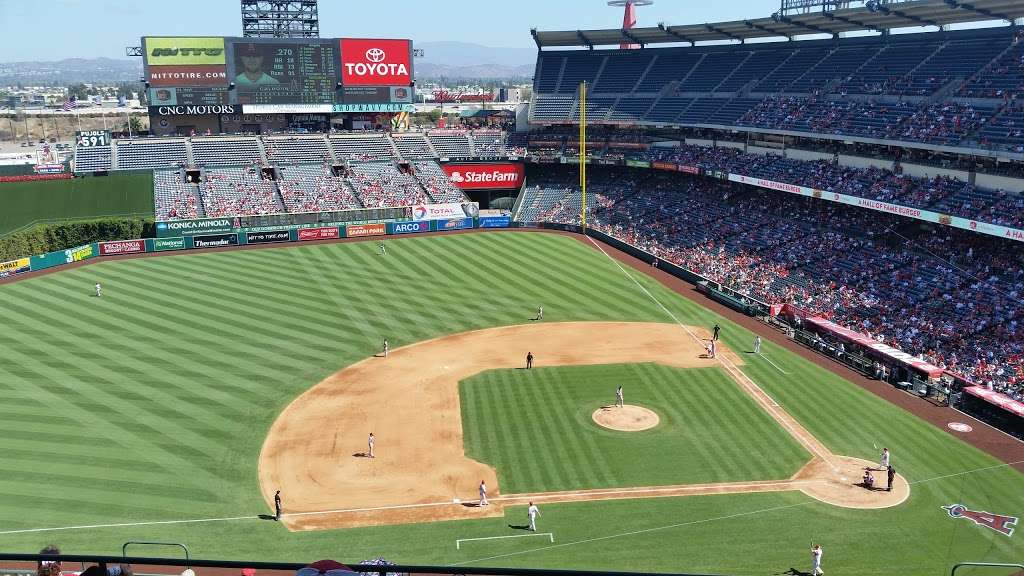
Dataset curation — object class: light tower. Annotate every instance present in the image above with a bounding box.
[241,1,320,38]
[608,0,653,49]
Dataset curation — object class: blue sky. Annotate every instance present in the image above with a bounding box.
[0,0,783,61]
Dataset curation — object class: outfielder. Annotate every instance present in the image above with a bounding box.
[382,339,389,358]
[811,544,823,576]
[616,385,624,408]
[527,501,540,531]
[479,480,489,506]
[368,432,375,458]
[754,335,762,354]
[379,241,386,255]
[94,282,102,298]
[879,447,890,470]
[536,306,544,320]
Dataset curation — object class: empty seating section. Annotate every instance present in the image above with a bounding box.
[412,161,465,203]
[116,139,186,169]
[636,52,703,92]
[264,136,332,163]
[427,132,472,157]
[191,138,261,166]
[200,166,282,217]
[531,27,1024,150]
[330,134,397,161]
[276,164,361,213]
[153,169,201,220]
[74,145,111,172]
[594,51,652,93]
[347,162,429,207]
[472,132,505,156]
[682,52,749,92]
[517,185,574,221]
[392,134,435,159]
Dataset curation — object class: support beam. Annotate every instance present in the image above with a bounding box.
[621,28,645,48]
[957,2,1013,22]
[659,23,695,45]
[705,23,742,42]
[823,12,883,34]
[745,20,792,40]
[778,14,834,36]
[577,30,594,50]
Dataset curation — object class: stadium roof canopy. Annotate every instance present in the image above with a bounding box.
[531,0,1024,49]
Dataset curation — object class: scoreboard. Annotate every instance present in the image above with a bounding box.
[76,130,111,147]
[229,40,339,105]
[143,36,413,112]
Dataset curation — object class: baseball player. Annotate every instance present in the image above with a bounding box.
[887,466,896,491]
[616,385,624,408]
[94,282,102,298]
[382,339,389,358]
[879,447,890,470]
[753,335,762,354]
[811,544,823,576]
[527,501,540,531]
[368,432,375,458]
[379,241,386,255]
[536,306,544,320]
[274,490,282,521]
[709,339,717,359]
[713,323,721,341]
[479,480,489,506]
[526,351,534,369]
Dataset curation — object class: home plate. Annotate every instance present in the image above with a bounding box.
[453,498,461,503]
[840,477,848,481]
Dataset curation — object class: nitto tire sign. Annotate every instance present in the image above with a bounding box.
[442,163,524,190]
[193,233,238,248]
[391,221,430,234]
[340,38,412,86]
[99,239,146,255]
[245,230,290,244]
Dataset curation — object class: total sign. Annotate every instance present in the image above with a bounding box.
[442,163,524,190]
[341,38,412,86]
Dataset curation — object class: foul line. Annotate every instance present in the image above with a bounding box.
[909,459,1024,485]
[756,351,792,375]
[0,515,257,536]
[585,237,833,467]
[456,532,553,549]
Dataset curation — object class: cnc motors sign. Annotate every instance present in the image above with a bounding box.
[442,163,524,190]
[152,105,237,116]
[340,39,412,86]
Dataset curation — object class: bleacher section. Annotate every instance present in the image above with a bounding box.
[329,134,398,161]
[200,166,283,217]
[412,161,465,203]
[73,144,112,173]
[392,134,435,159]
[472,132,506,156]
[276,164,361,213]
[153,169,202,220]
[264,136,332,164]
[116,139,187,170]
[347,162,429,207]
[192,138,261,167]
[426,132,472,157]
[530,26,1024,151]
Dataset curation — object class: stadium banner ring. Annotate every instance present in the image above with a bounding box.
[99,239,147,256]
[0,257,30,278]
[192,233,239,248]
[297,227,341,241]
[153,237,187,252]
[245,230,291,244]
[390,221,430,235]
[435,217,474,231]
[64,244,95,264]
[345,223,387,238]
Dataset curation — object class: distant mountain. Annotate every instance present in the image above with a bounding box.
[415,42,536,68]
[415,62,534,81]
[0,57,141,85]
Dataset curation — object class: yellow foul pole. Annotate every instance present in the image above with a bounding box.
[580,81,587,230]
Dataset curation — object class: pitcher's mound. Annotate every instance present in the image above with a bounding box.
[593,405,660,431]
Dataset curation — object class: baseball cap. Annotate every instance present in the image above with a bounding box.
[242,43,260,55]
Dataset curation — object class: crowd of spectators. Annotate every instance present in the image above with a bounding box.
[526,166,1024,393]
[201,166,282,218]
[277,163,362,213]
[347,162,429,208]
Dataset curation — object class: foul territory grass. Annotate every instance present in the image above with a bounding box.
[461,364,809,492]
[0,231,1021,576]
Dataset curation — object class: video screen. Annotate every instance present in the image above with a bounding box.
[229,40,339,104]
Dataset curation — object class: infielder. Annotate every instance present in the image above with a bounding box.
[713,323,721,341]
[709,339,717,359]
[527,501,540,531]
[368,432,375,458]
[274,490,282,521]
[526,351,534,369]
[879,447,890,470]
[536,306,544,320]
[94,282,102,298]
[753,335,762,354]
[382,339,389,358]
[616,385,624,408]
[479,480,489,506]
[811,544,823,576]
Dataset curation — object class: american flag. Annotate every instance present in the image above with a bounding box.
[62,96,77,111]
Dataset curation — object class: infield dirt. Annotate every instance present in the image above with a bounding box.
[259,321,906,531]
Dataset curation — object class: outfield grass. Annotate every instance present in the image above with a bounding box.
[0,231,1021,575]
[0,173,154,236]
[461,364,809,492]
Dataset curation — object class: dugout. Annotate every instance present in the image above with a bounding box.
[958,387,1024,440]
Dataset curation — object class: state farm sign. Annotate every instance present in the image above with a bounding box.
[442,163,524,190]
[340,38,412,86]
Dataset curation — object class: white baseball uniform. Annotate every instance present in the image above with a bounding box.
[368,434,375,458]
[812,546,823,575]
[880,449,889,470]
[95,283,102,297]
[479,482,488,506]
[527,504,540,531]
[616,386,624,408]
[537,306,543,320]
[754,336,761,354]
[383,340,389,357]
[710,339,717,358]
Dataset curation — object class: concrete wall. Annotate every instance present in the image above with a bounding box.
[786,148,833,162]
[686,138,714,147]
[838,154,893,171]
[899,162,970,181]
[748,145,784,156]
[975,172,1024,193]
[717,140,744,150]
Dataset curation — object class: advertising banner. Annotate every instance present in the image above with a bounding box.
[153,237,186,251]
[99,239,146,256]
[0,257,30,278]
[64,244,95,263]
[332,103,414,113]
[803,316,944,378]
[245,230,290,244]
[678,165,700,174]
[297,227,341,241]
[345,223,387,237]
[156,218,236,237]
[411,202,479,221]
[391,220,430,234]
[441,163,524,190]
[144,37,226,66]
[652,161,678,171]
[340,38,412,86]
[625,160,650,168]
[192,233,239,248]
[728,173,1024,243]
[436,217,474,231]
[148,65,228,87]
[149,87,230,107]
[243,104,333,114]
[478,216,511,228]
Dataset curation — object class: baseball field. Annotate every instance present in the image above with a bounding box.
[0,230,1022,576]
